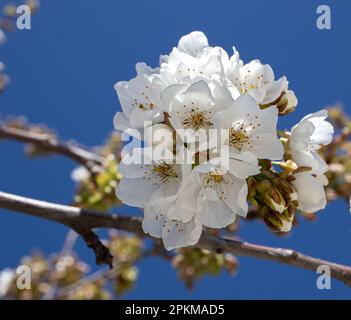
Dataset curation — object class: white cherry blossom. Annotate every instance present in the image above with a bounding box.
[160,80,233,148]
[170,159,249,228]
[215,94,284,160]
[142,204,202,250]
[114,62,163,133]
[116,148,182,208]
[290,110,334,173]
[292,172,327,213]
[152,32,240,101]
[177,31,209,56]
[226,58,291,106]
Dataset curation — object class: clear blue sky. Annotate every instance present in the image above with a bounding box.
[0,0,350,299]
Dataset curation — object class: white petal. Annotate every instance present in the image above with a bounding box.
[142,205,166,238]
[262,76,288,105]
[198,195,236,228]
[201,187,220,202]
[129,108,163,129]
[291,109,334,149]
[162,218,202,250]
[150,179,180,207]
[292,173,327,213]
[198,49,225,77]
[211,79,235,110]
[113,112,143,139]
[251,105,279,135]
[116,176,160,208]
[119,148,153,178]
[228,151,260,179]
[160,83,187,112]
[316,173,329,186]
[135,62,158,76]
[167,205,195,223]
[249,133,284,160]
[115,81,133,117]
[292,150,328,173]
[222,176,248,217]
[113,112,130,131]
[177,171,201,213]
[175,80,214,113]
[177,31,209,56]
[115,71,159,125]
[238,60,274,104]
[290,120,314,151]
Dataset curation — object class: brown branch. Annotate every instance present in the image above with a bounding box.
[0,124,103,174]
[75,228,113,269]
[1,190,351,286]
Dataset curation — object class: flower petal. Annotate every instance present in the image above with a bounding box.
[292,173,327,213]
[249,133,284,160]
[177,31,209,57]
[162,218,203,250]
[116,176,160,208]
[142,205,166,238]
[198,194,236,228]
[150,179,180,207]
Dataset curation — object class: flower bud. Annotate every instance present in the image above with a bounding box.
[263,207,294,232]
[277,90,298,115]
[256,180,286,213]
[271,177,298,203]
[247,176,257,198]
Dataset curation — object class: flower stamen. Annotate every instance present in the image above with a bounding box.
[182,110,213,130]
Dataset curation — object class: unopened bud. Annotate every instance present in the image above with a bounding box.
[263,207,294,232]
[277,90,298,115]
[257,180,286,213]
[272,177,298,203]
[247,176,257,198]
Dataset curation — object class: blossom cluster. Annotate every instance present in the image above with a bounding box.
[114,31,334,250]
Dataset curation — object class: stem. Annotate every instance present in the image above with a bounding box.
[0,124,103,175]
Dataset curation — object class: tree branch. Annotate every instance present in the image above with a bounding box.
[75,228,113,269]
[1,190,351,286]
[0,124,103,173]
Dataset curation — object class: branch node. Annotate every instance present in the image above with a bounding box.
[77,228,113,269]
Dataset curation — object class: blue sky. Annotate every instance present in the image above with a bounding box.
[0,0,350,299]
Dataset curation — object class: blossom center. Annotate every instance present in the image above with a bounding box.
[137,102,155,111]
[235,72,269,94]
[211,174,224,183]
[229,128,249,150]
[153,163,177,181]
[182,111,213,130]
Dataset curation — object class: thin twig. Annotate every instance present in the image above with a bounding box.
[1,190,351,286]
[0,124,103,174]
[54,268,109,299]
[60,230,79,256]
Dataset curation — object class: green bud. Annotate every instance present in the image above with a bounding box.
[263,207,294,232]
[257,180,286,213]
[271,177,298,203]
